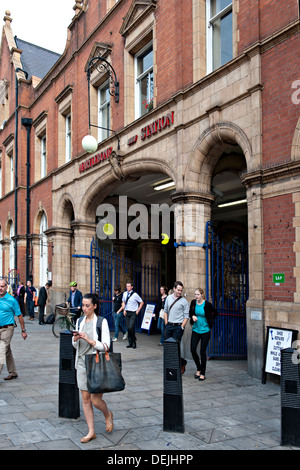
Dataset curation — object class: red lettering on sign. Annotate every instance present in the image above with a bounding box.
[79,147,113,173]
[141,111,174,141]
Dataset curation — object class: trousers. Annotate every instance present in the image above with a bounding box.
[190,330,211,375]
[113,312,126,338]
[125,311,137,345]
[0,325,17,376]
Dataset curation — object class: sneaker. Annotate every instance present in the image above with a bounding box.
[112,337,118,342]
[123,333,127,340]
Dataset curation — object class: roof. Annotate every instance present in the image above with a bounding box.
[15,37,60,80]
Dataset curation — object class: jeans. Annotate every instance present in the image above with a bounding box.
[157,317,165,344]
[27,300,35,319]
[125,311,137,345]
[113,312,126,338]
[190,330,211,375]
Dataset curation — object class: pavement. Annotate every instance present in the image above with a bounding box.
[0,315,299,452]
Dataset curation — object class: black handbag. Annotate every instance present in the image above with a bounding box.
[85,344,125,394]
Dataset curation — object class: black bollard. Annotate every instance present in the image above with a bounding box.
[58,330,80,419]
[163,337,184,433]
[281,347,300,447]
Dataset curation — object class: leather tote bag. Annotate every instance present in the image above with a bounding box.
[85,344,125,394]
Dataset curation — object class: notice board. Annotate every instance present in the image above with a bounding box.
[262,326,298,384]
[140,304,156,334]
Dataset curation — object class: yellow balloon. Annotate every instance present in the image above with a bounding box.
[103,223,114,236]
[161,233,169,245]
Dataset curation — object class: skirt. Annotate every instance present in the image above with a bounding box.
[76,355,88,391]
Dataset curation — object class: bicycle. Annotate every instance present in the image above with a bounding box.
[52,304,78,338]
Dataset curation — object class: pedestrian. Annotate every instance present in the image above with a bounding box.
[112,286,127,342]
[72,293,113,443]
[122,281,144,349]
[0,278,27,381]
[189,287,217,381]
[25,280,36,320]
[155,286,168,346]
[38,282,51,325]
[17,281,26,316]
[67,281,83,321]
[164,281,189,374]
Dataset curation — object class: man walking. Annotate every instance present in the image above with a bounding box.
[122,282,144,349]
[0,279,27,381]
[38,282,51,325]
[112,286,127,342]
[25,280,36,320]
[164,281,189,373]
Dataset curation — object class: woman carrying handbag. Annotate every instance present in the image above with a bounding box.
[72,293,114,443]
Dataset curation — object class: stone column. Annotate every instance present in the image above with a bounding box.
[171,192,214,360]
[71,221,96,296]
[46,227,73,306]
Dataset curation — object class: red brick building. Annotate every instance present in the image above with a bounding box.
[0,0,300,377]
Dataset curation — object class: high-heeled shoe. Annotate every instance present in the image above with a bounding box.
[106,411,114,433]
[80,433,96,443]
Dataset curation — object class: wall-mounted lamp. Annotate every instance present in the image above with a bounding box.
[82,56,120,153]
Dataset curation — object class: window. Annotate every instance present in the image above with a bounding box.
[40,135,47,178]
[98,82,110,142]
[135,44,154,119]
[65,113,72,162]
[9,154,14,191]
[207,0,233,73]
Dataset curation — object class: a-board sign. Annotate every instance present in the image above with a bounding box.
[140,304,156,333]
[262,326,298,384]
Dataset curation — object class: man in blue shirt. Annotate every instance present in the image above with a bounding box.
[0,279,27,380]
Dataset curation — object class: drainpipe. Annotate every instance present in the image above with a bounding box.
[21,118,32,283]
[14,68,28,272]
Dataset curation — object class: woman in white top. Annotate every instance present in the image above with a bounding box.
[72,293,113,443]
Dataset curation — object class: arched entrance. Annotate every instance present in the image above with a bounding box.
[184,123,250,359]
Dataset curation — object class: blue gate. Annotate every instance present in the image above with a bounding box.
[205,222,248,358]
[90,238,160,331]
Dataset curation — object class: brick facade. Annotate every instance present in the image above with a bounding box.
[0,0,299,378]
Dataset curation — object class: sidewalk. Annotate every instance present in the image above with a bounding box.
[0,317,298,451]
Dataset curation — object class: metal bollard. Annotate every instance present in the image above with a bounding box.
[58,330,80,419]
[163,337,184,433]
[281,347,300,447]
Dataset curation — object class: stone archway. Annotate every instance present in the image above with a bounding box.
[291,114,300,161]
[184,122,252,193]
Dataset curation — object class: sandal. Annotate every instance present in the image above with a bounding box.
[199,375,205,381]
[105,411,114,433]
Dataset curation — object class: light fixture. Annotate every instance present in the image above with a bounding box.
[218,199,247,208]
[82,55,120,153]
[154,181,176,191]
[82,134,98,154]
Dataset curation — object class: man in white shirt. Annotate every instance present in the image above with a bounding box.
[122,282,144,349]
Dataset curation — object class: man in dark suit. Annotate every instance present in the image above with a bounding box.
[38,282,51,325]
[67,281,83,320]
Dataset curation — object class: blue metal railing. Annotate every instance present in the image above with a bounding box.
[205,221,248,358]
[90,238,160,331]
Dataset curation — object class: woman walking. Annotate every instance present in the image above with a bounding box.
[72,293,114,443]
[189,288,217,381]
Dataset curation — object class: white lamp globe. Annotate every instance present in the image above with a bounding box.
[82,135,98,153]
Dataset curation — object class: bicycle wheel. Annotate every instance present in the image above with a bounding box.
[52,317,70,338]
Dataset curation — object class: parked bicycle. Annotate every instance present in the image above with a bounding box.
[52,304,78,338]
